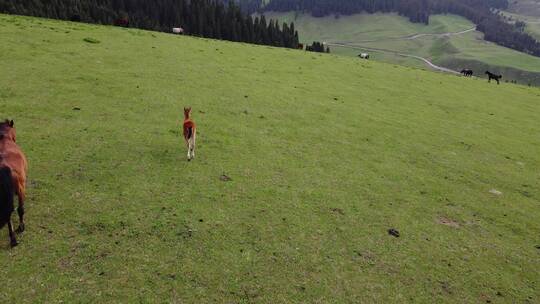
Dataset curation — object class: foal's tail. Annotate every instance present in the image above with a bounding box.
[0,167,14,229]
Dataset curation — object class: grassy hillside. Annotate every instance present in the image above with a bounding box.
[1,14,540,303]
[508,0,540,17]
[261,12,471,69]
[263,12,540,85]
[263,12,473,43]
[526,22,540,40]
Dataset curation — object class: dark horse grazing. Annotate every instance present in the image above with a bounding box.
[485,71,502,84]
[460,69,473,77]
[0,120,27,247]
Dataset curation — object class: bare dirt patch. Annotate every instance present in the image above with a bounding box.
[437,217,460,228]
[330,208,345,215]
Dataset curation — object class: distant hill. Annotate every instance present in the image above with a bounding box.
[264,11,540,86]
[502,1,540,41]
[256,0,540,57]
[507,0,540,17]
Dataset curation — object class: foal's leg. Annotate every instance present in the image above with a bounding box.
[188,139,194,160]
[186,139,192,161]
[7,218,17,247]
[190,135,196,159]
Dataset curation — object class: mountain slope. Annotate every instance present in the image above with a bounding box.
[507,0,540,17]
[501,9,540,42]
[264,11,540,85]
[0,14,539,303]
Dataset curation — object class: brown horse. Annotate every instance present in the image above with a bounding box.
[182,107,197,161]
[0,120,28,247]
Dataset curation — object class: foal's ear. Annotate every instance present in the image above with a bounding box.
[9,120,14,127]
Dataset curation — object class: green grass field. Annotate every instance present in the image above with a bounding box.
[263,12,540,85]
[1,14,539,303]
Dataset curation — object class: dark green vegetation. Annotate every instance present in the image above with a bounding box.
[0,0,300,49]
[1,14,539,303]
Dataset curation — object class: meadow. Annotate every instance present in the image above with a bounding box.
[0,14,539,303]
[263,12,540,85]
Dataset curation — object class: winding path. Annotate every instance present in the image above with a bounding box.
[328,42,460,74]
[404,27,476,40]
[349,27,475,43]
[327,27,477,74]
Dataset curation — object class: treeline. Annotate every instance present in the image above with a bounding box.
[306,41,329,53]
[264,0,432,24]
[260,0,540,57]
[0,0,299,49]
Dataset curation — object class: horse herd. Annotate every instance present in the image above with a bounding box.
[0,108,197,247]
[461,69,503,84]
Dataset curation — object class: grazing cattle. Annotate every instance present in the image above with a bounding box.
[182,107,197,161]
[358,53,369,59]
[172,27,184,34]
[485,71,502,84]
[113,17,129,27]
[460,69,473,77]
[297,43,304,50]
[0,120,28,247]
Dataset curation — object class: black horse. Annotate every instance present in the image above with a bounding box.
[485,71,502,84]
[460,69,473,77]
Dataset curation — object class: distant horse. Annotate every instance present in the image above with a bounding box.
[0,120,28,247]
[460,69,473,77]
[182,107,197,161]
[297,43,304,50]
[485,71,502,84]
[113,17,129,27]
